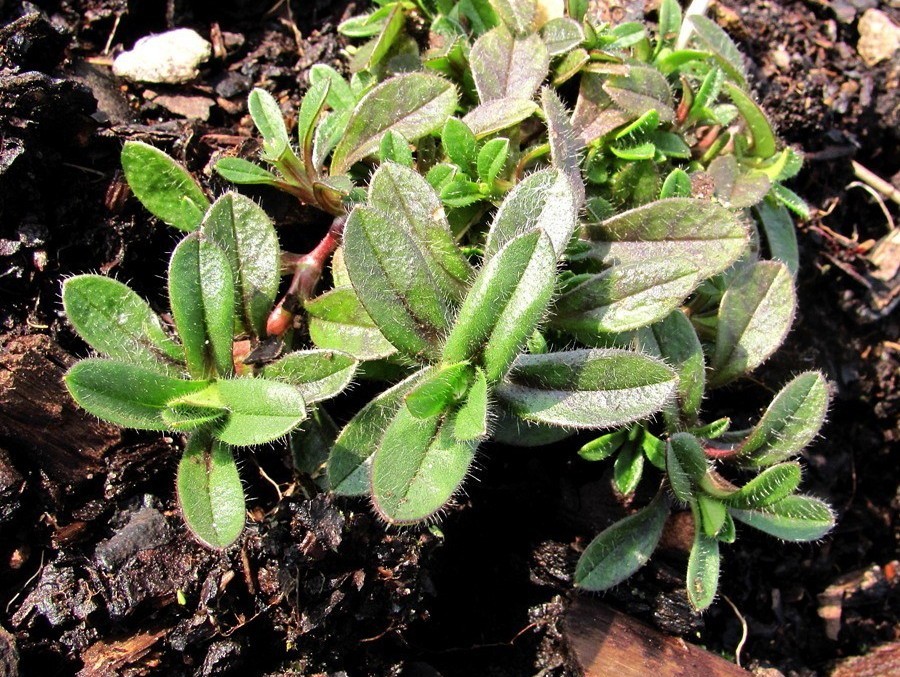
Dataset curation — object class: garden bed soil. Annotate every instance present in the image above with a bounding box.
[0,1,897,675]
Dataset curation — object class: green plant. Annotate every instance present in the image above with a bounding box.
[63,0,833,611]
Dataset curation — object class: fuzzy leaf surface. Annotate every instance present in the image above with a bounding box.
[688,15,747,86]
[740,371,829,465]
[542,87,585,208]
[667,432,708,502]
[248,88,291,160]
[730,495,835,541]
[687,506,721,610]
[462,98,538,137]
[343,205,452,359]
[723,463,802,509]
[331,73,458,174]
[200,193,279,337]
[484,169,577,260]
[63,275,182,372]
[470,25,548,102]
[575,494,668,590]
[755,199,799,276]
[495,349,677,428]
[306,287,397,360]
[553,258,700,334]
[177,434,245,549]
[710,261,796,386]
[65,359,207,430]
[542,17,584,55]
[121,141,209,232]
[214,158,280,186]
[263,350,358,403]
[213,378,307,446]
[576,198,748,280]
[443,230,556,382]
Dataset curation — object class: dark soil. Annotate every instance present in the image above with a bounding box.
[0,1,897,676]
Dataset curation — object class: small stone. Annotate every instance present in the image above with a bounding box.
[148,93,214,120]
[113,28,211,84]
[857,9,900,67]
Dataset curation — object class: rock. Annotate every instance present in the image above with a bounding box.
[857,9,900,67]
[147,92,214,120]
[112,28,211,84]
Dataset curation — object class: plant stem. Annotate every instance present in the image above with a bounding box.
[676,0,711,50]
[266,215,346,336]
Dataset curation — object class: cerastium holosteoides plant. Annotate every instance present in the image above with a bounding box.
[63,0,833,611]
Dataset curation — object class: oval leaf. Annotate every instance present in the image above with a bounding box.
[574,494,668,590]
[687,504,721,611]
[730,495,835,541]
[177,434,245,549]
[494,349,677,428]
[710,261,796,386]
[331,73,458,174]
[470,25,549,102]
[263,349,358,403]
[722,463,802,509]
[121,141,209,232]
[305,287,397,360]
[462,97,538,138]
[214,378,307,446]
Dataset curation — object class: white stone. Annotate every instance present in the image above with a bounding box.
[857,9,900,67]
[113,28,211,84]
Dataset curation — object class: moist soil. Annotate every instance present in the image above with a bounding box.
[0,1,897,675]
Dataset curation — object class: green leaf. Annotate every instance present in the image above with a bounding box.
[297,79,331,171]
[697,493,728,537]
[710,261,796,386]
[659,168,692,199]
[657,0,682,45]
[755,198,799,276]
[575,198,748,280]
[65,358,207,430]
[462,98,539,137]
[370,403,478,524]
[328,370,426,495]
[443,230,557,382]
[484,168,578,260]
[121,141,209,232]
[718,512,736,543]
[338,6,393,37]
[603,64,675,124]
[579,429,627,461]
[476,137,509,184]
[362,3,406,71]
[453,368,489,441]
[687,503,720,610]
[248,88,292,161]
[331,73,458,174]
[378,129,414,166]
[724,81,777,158]
[367,162,473,302]
[495,349,677,428]
[442,117,478,170]
[723,463,802,509]
[405,361,474,419]
[263,349,358,403]
[552,258,700,335]
[343,205,452,359]
[491,0,537,35]
[63,275,182,372]
[200,193,279,338]
[177,434,245,549]
[459,0,500,33]
[572,73,632,144]
[470,25,548,102]
[688,15,747,87]
[306,287,397,360]
[730,495,835,541]
[309,64,356,111]
[542,87,585,207]
[708,155,771,209]
[162,403,226,432]
[290,406,338,478]
[214,158,281,186]
[740,372,829,465]
[552,47,589,86]
[614,444,644,495]
[541,17,583,55]
[212,378,307,446]
[667,432,708,502]
[771,183,811,219]
[574,493,668,590]
[168,234,235,378]
[641,431,667,469]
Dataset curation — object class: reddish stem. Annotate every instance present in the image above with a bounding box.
[703,443,740,460]
[266,216,345,337]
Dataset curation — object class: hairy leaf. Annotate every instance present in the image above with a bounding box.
[572,73,631,144]
[553,258,700,334]
[65,359,207,430]
[462,97,539,138]
[710,261,796,386]
[730,495,835,541]
[121,141,209,232]
[331,73,458,174]
[688,15,747,86]
[212,378,307,446]
[405,361,474,419]
[248,88,292,161]
[579,429,627,462]
[723,463,802,509]
[724,81,777,158]
[168,235,235,378]
[477,137,510,184]
[443,230,557,382]
[177,434,245,548]
[63,275,182,372]
[309,64,356,111]
[687,504,721,610]
[214,158,281,186]
[442,117,478,170]
[740,372,829,465]
[755,198,799,276]
[614,444,644,495]
[306,287,397,360]
[575,494,668,590]
[454,368,489,441]
[471,25,548,102]
[263,349,358,403]
[495,349,677,428]
[200,193,279,337]
[576,198,748,280]
[667,432,708,502]
[542,17,583,55]
[542,87,585,208]
[603,64,675,123]
[708,155,770,209]
[492,0,537,35]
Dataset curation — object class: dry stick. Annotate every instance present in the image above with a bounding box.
[852,160,900,206]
